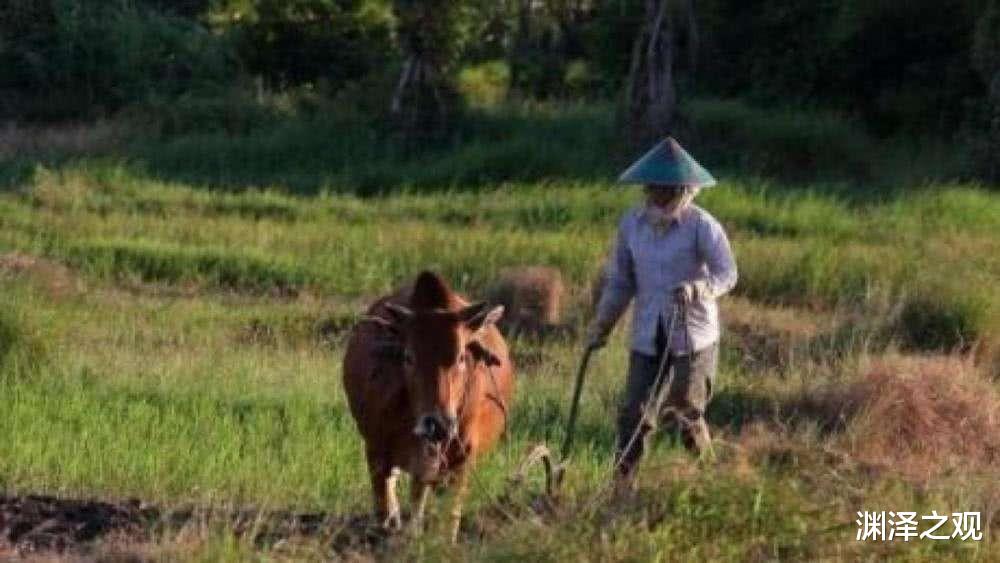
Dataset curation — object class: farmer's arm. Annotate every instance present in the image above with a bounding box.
[594,216,637,332]
[694,216,737,300]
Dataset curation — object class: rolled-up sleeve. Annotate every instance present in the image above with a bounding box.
[595,215,636,329]
[696,216,737,300]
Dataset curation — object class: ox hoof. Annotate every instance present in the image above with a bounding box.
[382,512,402,532]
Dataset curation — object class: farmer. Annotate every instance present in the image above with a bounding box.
[587,137,737,484]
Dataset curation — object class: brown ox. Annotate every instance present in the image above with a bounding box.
[342,271,514,541]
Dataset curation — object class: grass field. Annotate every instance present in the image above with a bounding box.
[1,103,999,560]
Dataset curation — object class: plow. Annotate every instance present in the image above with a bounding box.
[502,299,698,505]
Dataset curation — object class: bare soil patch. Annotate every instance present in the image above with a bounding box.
[0,252,82,298]
[0,495,150,555]
[0,495,383,559]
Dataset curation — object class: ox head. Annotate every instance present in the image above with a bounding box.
[371,272,504,446]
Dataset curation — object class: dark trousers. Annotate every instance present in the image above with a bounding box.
[615,324,717,474]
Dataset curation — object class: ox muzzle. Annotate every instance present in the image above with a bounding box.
[414,412,458,444]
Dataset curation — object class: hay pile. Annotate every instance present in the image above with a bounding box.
[838,355,1000,478]
[484,266,564,336]
[742,355,1000,480]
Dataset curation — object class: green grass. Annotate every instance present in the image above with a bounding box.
[0,102,997,560]
[3,160,997,353]
[2,283,996,560]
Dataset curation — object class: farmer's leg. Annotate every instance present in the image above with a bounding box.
[615,350,664,477]
[659,343,717,456]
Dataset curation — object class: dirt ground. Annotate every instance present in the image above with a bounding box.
[0,494,381,559]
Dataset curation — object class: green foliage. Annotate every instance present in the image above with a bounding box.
[211,0,394,91]
[562,59,600,100]
[502,0,596,100]
[388,0,476,138]
[0,0,996,150]
[126,89,283,136]
[973,0,1000,79]
[697,0,984,136]
[123,104,616,194]
[393,0,473,72]
[584,0,645,96]
[458,60,511,107]
[0,0,238,120]
[972,0,1000,181]
[686,99,874,183]
[698,0,839,103]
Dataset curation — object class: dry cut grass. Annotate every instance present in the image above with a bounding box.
[738,354,1000,483]
[839,355,1000,480]
[0,252,83,299]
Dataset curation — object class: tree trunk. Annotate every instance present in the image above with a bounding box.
[624,0,676,151]
[989,71,1000,182]
[974,0,1000,182]
[682,0,699,75]
[508,0,533,97]
[391,54,448,140]
[390,0,465,141]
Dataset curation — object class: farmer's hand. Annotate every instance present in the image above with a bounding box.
[585,321,610,351]
[674,280,708,305]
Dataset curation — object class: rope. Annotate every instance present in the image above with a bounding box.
[580,297,716,509]
[484,362,509,438]
[610,300,684,477]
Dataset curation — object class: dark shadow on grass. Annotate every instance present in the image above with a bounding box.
[6,112,975,207]
[122,108,620,196]
[0,160,39,191]
[708,386,859,436]
[7,98,990,199]
[707,388,780,433]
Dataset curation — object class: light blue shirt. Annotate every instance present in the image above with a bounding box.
[595,204,738,356]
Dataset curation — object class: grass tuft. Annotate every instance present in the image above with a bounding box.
[0,299,47,378]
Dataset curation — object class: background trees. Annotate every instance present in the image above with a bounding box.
[389,0,471,138]
[621,0,699,150]
[0,0,235,120]
[0,0,995,171]
[974,0,1000,181]
[210,0,393,92]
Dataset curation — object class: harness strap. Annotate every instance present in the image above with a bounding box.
[484,362,509,437]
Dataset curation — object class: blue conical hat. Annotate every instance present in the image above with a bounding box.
[618,137,717,187]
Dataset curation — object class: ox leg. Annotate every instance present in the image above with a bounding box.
[448,467,470,544]
[370,462,402,531]
[409,480,432,536]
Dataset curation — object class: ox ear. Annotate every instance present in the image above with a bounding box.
[384,303,414,325]
[360,315,395,330]
[459,303,504,334]
[467,340,502,368]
